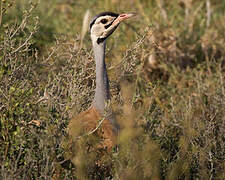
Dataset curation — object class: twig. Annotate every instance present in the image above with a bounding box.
[156,0,168,22]
[206,0,211,27]
[208,151,214,180]
[11,31,35,54]
[0,1,3,26]
[75,116,106,140]
[85,116,106,136]
[45,46,59,62]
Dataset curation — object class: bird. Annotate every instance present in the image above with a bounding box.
[67,12,135,154]
[50,12,136,180]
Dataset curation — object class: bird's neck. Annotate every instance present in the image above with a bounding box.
[92,41,110,113]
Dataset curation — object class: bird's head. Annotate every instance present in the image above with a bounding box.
[90,12,135,44]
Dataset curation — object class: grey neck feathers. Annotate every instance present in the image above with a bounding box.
[92,41,110,114]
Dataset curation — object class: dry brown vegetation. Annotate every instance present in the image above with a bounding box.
[0,0,225,179]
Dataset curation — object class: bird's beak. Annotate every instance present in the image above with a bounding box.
[114,13,136,24]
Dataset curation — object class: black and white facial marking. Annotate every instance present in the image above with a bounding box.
[90,12,119,30]
[90,12,119,44]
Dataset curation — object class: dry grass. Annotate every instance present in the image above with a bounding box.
[0,0,225,179]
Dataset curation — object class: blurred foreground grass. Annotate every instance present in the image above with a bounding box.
[0,0,225,179]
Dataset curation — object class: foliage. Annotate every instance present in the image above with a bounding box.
[0,0,224,179]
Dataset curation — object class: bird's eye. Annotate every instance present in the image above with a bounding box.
[100,19,108,24]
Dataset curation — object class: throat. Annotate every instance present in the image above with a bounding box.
[93,42,110,113]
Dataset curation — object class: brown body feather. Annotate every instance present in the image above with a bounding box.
[68,106,116,151]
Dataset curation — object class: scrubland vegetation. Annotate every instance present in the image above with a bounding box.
[0,0,224,179]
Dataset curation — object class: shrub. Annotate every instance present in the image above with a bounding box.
[0,0,224,179]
